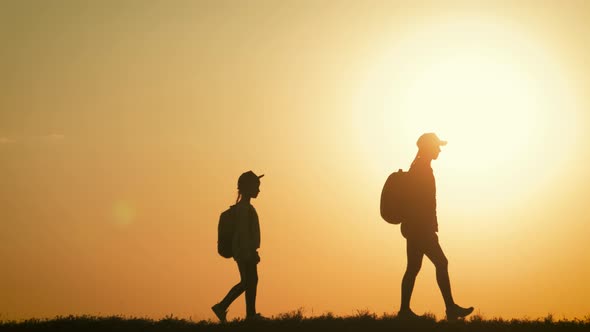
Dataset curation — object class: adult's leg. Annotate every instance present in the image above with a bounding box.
[422,234,454,308]
[238,260,259,316]
[400,238,424,311]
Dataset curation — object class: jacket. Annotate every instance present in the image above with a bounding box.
[232,202,261,262]
[401,161,439,238]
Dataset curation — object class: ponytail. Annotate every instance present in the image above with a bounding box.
[236,192,242,204]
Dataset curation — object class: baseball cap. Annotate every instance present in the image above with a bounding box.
[417,133,447,148]
[238,171,264,190]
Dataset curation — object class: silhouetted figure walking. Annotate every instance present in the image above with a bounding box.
[398,133,473,320]
[212,171,266,322]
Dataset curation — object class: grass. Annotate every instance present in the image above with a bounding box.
[2,310,590,331]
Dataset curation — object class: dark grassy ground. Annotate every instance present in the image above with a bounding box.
[2,311,590,332]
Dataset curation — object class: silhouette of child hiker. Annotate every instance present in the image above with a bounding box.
[212,171,266,322]
[213,134,473,322]
[397,133,473,320]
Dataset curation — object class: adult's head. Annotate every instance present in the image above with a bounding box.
[237,170,264,199]
[416,133,447,161]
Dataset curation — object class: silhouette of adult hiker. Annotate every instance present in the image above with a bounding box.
[212,171,267,322]
[397,133,474,320]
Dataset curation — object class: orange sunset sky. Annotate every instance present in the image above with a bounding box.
[1,0,590,321]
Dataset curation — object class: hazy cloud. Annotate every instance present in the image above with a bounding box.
[0,135,67,145]
[43,134,66,141]
[0,137,15,144]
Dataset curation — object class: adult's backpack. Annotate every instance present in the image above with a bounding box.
[217,205,237,258]
[380,169,412,224]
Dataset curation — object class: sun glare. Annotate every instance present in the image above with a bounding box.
[354,17,579,212]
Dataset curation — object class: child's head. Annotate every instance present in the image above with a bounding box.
[237,171,264,199]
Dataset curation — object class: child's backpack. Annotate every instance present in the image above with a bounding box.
[217,205,237,258]
[380,169,411,224]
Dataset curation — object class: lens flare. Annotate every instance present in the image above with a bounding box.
[112,200,137,227]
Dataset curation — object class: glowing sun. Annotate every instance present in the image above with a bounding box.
[354,16,580,211]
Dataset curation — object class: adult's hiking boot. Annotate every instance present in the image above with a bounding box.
[397,308,421,320]
[445,304,474,321]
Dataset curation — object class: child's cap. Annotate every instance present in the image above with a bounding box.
[238,171,264,190]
